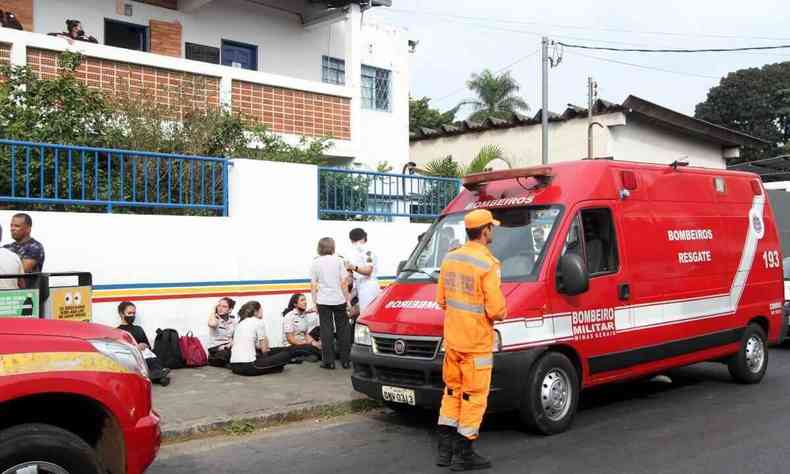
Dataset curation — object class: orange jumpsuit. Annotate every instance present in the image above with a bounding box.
[436,240,507,440]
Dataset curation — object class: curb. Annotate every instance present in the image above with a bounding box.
[161,398,382,443]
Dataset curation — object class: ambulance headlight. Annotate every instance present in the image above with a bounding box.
[355,324,372,346]
[90,339,149,379]
[493,330,502,353]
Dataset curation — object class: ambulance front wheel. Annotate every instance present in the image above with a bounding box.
[519,351,579,435]
[728,323,768,384]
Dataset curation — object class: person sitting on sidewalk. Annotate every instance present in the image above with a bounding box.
[282,293,321,362]
[207,297,238,367]
[116,301,171,385]
[229,301,292,376]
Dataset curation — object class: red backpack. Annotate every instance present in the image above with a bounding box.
[178,331,208,367]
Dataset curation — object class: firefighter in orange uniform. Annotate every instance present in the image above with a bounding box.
[435,209,507,471]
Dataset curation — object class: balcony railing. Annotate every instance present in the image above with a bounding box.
[318,168,460,222]
[0,140,230,216]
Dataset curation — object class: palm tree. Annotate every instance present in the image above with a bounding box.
[422,145,511,178]
[459,70,529,122]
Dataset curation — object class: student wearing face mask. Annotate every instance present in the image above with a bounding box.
[116,301,171,386]
[346,228,380,314]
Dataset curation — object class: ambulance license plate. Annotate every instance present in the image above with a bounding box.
[382,386,416,405]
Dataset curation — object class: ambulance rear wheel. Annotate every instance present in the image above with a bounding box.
[728,323,768,384]
[0,423,102,474]
[520,352,579,435]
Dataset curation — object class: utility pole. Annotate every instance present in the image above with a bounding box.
[587,76,597,159]
[541,37,549,165]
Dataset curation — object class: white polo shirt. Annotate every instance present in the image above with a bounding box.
[230,317,268,364]
[0,248,22,290]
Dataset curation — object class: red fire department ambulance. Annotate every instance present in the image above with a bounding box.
[0,319,160,473]
[351,160,786,434]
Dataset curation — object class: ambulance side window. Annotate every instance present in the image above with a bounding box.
[562,208,619,277]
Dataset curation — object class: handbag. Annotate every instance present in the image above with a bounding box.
[178,331,208,367]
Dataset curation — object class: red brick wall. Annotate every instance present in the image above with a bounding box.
[0,0,33,31]
[149,20,182,58]
[232,81,351,140]
[26,48,220,114]
[135,0,177,9]
[0,43,10,66]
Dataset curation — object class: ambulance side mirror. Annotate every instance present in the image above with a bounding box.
[397,260,407,274]
[557,254,589,296]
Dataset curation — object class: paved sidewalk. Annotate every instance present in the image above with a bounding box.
[153,362,369,440]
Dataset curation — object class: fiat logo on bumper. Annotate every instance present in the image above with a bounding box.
[394,339,407,355]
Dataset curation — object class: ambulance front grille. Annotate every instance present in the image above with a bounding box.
[372,335,441,359]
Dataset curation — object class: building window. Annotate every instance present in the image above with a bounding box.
[105,19,148,51]
[221,40,257,71]
[361,65,391,112]
[186,42,220,64]
[322,56,346,85]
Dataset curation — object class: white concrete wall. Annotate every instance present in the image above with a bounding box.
[409,113,621,168]
[0,159,428,347]
[609,116,726,169]
[357,23,410,171]
[31,1,411,169]
[410,113,727,170]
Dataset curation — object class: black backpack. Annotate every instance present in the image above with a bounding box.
[154,328,186,369]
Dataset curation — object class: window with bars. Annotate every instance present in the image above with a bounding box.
[361,65,391,112]
[322,56,346,85]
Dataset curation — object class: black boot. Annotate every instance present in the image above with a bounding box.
[450,436,491,471]
[436,425,456,467]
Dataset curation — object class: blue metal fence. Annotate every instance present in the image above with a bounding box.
[318,167,461,221]
[0,140,230,216]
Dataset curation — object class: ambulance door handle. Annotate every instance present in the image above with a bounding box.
[618,283,631,301]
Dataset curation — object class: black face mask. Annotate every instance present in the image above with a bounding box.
[125,316,136,325]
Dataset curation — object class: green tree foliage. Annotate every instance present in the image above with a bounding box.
[0,52,110,146]
[409,96,458,132]
[422,145,510,178]
[694,62,790,162]
[460,70,529,122]
[0,52,330,162]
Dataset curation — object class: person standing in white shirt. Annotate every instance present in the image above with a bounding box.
[310,237,352,370]
[229,301,291,376]
[0,225,23,290]
[346,228,380,313]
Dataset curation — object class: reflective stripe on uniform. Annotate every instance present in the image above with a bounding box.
[438,415,459,427]
[446,299,484,314]
[444,253,491,271]
[474,355,493,369]
[0,352,128,376]
[458,425,479,438]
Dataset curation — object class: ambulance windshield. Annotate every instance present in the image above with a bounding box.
[400,206,563,282]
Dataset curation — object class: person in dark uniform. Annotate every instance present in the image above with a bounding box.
[116,301,171,386]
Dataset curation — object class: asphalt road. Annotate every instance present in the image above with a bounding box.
[150,347,790,474]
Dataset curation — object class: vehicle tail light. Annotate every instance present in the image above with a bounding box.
[750,180,763,195]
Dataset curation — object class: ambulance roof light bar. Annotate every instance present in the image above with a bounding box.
[462,167,553,190]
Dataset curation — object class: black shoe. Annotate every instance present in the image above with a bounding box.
[436,425,456,467]
[160,368,171,377]
[450,437,491,471]
[320,362,336,370]
[342,361,351,369]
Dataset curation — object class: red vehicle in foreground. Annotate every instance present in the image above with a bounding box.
[352,160,787,434]
[0,319,160,473]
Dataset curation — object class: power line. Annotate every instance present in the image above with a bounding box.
[565,50,720,79]
[384,7,790,42]
[433,49,540,103]
[557,41,790,53]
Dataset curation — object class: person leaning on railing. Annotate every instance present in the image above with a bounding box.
[47,19,97,43]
